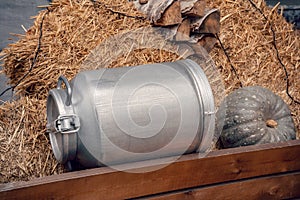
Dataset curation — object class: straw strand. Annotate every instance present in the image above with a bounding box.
[215,33,243,88]
[0,9,49,98]
[247,0,300,105]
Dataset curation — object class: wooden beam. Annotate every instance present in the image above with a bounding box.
[1,140,300,199]
[155,1,183,26]
[180,0,206,17]
[147,172,300,200]
[191,9,220,34]
[175,18,191,41]
[197,35,217,52]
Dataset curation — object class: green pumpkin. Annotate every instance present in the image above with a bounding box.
[216,86,296,149]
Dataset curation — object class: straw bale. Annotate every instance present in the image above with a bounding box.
[0,0,299,183]
[207,0,300,136]
[0,97,63,183]
[2,0,149,99]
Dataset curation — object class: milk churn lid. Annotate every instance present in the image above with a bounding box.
[46,76,79,164]
[180,59,215,153]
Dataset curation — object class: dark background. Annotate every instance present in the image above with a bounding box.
[0,0,49,102]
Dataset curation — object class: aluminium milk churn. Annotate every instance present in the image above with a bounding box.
[46,59,215,169]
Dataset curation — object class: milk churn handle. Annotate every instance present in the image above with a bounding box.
[57,76,72,106]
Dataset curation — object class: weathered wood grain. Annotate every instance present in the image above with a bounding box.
[191,8,220,34]
[175,18,191,41]
[180,0,206,17]
[155,1,183,26]
[147,172,300,200]
[1,140,299,200]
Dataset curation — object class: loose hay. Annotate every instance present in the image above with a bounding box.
[206,0,300,135]
[1,0,149,99]
[0,97,63,183]
[0,0,299,183]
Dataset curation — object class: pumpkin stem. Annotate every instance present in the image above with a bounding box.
[266,119,278,128]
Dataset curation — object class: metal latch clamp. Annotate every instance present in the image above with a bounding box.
[47,114,80,134]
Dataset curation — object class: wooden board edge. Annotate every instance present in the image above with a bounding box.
[143,171,300,200]
[0,140,299,199]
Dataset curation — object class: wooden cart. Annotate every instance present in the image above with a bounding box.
[1,140,299,199]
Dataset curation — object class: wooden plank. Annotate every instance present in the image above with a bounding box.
[175,18,191,41]
[180,0,206,17]
[191,9,220,34]
[155,1,183,26]
[0,140,300,200]
[197,35,217,52]
[134,0,175,24]
[146,172,300,200]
